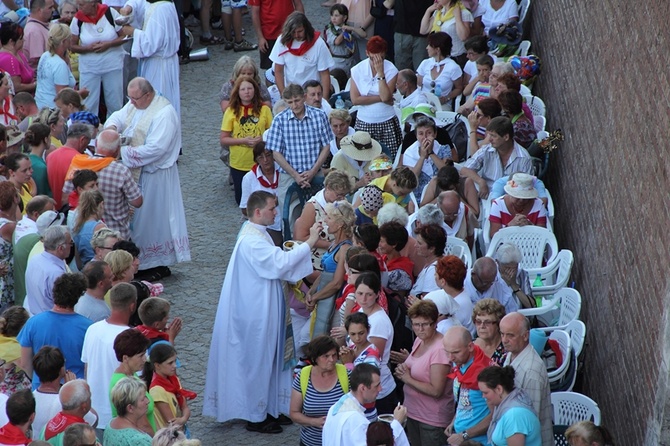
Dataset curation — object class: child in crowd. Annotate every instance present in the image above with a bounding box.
[144,344,196,435]
[470,55,495,104]
[136,297,183,349]
[367,155,392,179]
[323,4,363,75]
[355,185,385,225]
[65,169,98,230]
[360,166,418,214]
[220,75,273,206]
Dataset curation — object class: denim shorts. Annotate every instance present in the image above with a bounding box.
[221,0,247,9]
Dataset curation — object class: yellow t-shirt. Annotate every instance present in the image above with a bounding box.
[220,105,273,171]
[369,175,410,208]
[149,384,182,429]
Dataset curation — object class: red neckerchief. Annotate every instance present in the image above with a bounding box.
[278,32,321,57]
[241,104,253,117]
[384,255,415,279]
[150,373,197,407]
[0,98,17,122]
[0,423,29,445]
[44,412,85,440]
[75,3,109,24]
[251,163,279,189]
[136,325,169,342]
[448,344,495,390]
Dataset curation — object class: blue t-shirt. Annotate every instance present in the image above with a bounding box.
[73,220,99,266]
[35,52,76,109]
[453,358,491,445]
[17,311,92,389]
[491,407,541,446]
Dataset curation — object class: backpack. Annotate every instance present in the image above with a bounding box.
[300,364,349,398]
[445,115,469,161]
[77,8,115,35]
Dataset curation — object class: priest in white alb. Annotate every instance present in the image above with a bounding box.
[105,77,190,275]
[120,0,181,117]
[203,191,321,434]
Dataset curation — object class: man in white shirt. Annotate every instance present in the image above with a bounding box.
[303,80,333,115]
[397,69,428,109]
[323,363,410,446]
[81,283,137,434]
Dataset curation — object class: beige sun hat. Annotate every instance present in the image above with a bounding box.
[340,131,382,162]
[504,173,539,199]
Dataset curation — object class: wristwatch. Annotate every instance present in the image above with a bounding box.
[462,431,470,440]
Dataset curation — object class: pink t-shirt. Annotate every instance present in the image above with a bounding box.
[23,18,49,67]
[403,336,454,427]
[0,52,34,83]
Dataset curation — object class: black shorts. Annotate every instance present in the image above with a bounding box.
[260,39,276,69]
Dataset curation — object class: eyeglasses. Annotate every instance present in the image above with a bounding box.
[127,91,148,102]
[472,271,495,288]
[256,151,273,160]
[474,318,498,327]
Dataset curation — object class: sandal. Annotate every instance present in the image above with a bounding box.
[199,35,225,45]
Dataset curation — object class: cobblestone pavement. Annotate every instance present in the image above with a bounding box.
[157,1,332,444]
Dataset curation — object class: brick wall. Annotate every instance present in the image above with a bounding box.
[527,1,670,444]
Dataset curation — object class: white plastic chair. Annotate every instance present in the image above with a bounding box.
[444,237,473,269]
[526,249,574,297]
[538,320,586,358]
[344,78,351,91]
[545,330,571,384]
[486,226,559,269]
[518,40,531,57]
[524,95,546,117]
[518,287,581,326]
[518,0,530,26]
[330,75,340,94]
[551,392,601,425]
[423,90,443,112]
[534,115,546,133]
[392,147,403,168]
[519,84,532,96]
[544,189,555,228]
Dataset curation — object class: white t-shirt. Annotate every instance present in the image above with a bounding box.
[239,165,282,231]
[453,289,476,336]
[81,321,129,429]
[416,57,463,100]
[350,59,398,123]
[463,54,497,83]
[35,52,76,109]
[270,35,334,86]
[13,215,37,244]
[480,0,519,35]
[71,8,124,75]
[365,308,395,399]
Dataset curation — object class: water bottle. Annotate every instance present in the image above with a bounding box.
[335,96,345,109]
[434,82,442,98]
[532,273,543,307]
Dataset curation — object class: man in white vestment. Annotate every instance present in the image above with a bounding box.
[105,77,190,275]
[121,0,180,117]
[203,191,322,434]
[323,363,410,446]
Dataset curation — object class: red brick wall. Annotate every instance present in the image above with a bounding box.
[527,2,670,444]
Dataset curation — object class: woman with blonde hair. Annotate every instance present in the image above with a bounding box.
[34,24,88,110]
[106,377,153,445]
[218,55,271,113]
[307,200,355,337]
[73,189,106,268]
[105,249,135,284]
[54,88,85,122]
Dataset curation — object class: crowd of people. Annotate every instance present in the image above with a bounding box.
[0,0,612,443]
[201,0,614,445]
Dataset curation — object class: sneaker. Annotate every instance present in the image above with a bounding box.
[211,19,223,29]
[234,39,257,52]
[224,38,234,50]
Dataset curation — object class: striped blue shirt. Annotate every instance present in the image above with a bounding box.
[292,369,347,446]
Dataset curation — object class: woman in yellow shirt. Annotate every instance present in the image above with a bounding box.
[219,76,273,205]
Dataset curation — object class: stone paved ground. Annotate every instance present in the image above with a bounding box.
[156,1,332,443]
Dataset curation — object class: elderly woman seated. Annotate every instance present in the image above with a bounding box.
[493,242,535,309]
[489,173,547,238]
[406,203,444,238]
[401,116,457,198]
[330,131,382,192]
